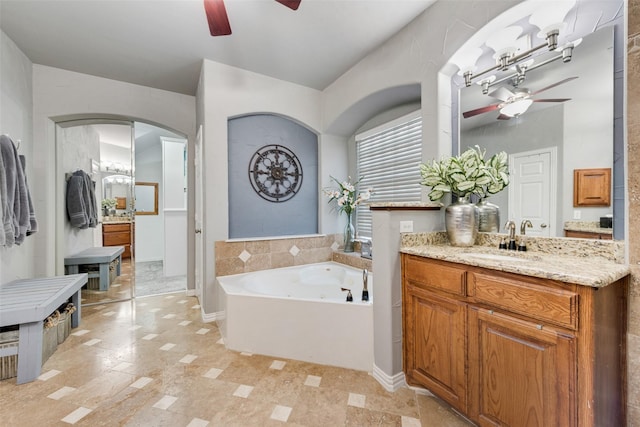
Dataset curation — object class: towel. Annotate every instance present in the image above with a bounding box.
[0,134,30,247]
[66,169,97,229]
[19,155,38,236]
[67,174,88,228]
[0,142,7,246]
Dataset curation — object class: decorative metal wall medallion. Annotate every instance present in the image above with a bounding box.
[248,144,303,202]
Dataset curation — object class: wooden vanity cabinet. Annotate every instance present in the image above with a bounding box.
[102,222,134,259]
[401,254,628,427]
[564,229,612,240]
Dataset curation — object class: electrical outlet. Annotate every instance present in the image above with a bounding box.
[399,220,414,233]
[573,210,581,220]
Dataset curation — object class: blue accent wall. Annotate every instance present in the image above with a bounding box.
[228,114,318,239]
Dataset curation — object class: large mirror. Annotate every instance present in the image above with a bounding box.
[459,26,614,238]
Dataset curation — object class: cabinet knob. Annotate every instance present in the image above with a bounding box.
[540,223,548,229]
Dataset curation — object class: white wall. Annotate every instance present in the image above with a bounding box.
[59,125,101,256]
[198,60,323,313]
[31,65,196,281]
[135,141,163,263]
[0,30,34,283]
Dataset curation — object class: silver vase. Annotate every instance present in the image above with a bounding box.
[476,199,500,232]
[445,195,479,247]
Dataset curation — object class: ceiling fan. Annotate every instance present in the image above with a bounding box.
[204,0,302,36]
[462,76,578,120]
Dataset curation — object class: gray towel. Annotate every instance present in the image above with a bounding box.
[0,134,30,247]
[0,140,8,246]
[19,155,38,236]
[67,175,88,228]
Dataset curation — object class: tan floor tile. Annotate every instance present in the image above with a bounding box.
[416,393,475,426]
[1,292,468,426]
[345,405,402,426]
[287,386,350,427]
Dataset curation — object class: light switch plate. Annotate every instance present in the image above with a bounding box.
[400,220,414,233]
[573,210,581,220]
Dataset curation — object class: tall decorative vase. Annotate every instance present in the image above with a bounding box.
[445,195,479,247]
[476,199,500,232]
[343,212,355,253]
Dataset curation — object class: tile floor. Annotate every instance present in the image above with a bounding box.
[135,261,187,297]
[0,293,473,426]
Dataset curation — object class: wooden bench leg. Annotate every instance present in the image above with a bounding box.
[116,255,122,276]
[99,262,110,291]
[16,321,44,384]
[71,288,81,328]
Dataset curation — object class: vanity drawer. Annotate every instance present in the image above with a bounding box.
[103,223,131,233]
[403,255,466,296]
[469,272,578,330]
[103,232,130,246]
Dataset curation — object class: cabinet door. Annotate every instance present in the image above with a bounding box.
[404,289,467,412]
[469,307,576,427]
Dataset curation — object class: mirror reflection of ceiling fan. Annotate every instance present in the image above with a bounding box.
[204,0,302,36]
[462,76,578,121]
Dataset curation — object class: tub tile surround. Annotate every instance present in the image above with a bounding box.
[215,235,372,276]
[0,293,472,426]
[401,232,628,288]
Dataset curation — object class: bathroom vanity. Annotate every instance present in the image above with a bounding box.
[401,246,629,427]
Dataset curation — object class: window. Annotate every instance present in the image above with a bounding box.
[355,111,423,238]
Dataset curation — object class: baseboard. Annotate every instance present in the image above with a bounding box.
[185,289,196,297]
[371,364,406,392]
[201,309,221,323]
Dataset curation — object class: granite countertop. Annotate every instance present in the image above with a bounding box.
[102,220,132,224]
[401,244,629,288]
[563,220,613,235]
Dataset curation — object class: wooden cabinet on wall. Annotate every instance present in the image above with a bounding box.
[401,254,627,427]
[103,222,134,259]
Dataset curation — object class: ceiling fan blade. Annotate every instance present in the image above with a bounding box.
[488,87,515,102]
[275,0,302,10]
[204,0,232,36]
[497,114,511,120]
[533,98,572,103]
[531,76,578,95]
[462,103,500,119]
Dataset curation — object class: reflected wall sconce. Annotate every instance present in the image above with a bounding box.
[456,0,578,89]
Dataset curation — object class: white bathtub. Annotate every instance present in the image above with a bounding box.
[217,262,373,371]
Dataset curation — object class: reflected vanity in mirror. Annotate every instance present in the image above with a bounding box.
[459,27,615,239]
[135,182,159,215]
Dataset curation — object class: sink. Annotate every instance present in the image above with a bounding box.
[462,253,530,263]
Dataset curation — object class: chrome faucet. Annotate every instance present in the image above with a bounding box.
[362,269,369,301]
[504,220,517,250]
[520,219,533,235]
[518,219,533,251]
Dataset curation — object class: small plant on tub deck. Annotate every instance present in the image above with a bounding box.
[323,176,372,216]
[419,146,509,201]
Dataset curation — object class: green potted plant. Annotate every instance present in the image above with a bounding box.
[101,198,117,217]
[420,146,509,246]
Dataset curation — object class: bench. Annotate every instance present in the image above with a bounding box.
[0,274,87,384]
[64,246,124,291]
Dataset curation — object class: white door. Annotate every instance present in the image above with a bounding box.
[194,126,204,301]
[508,147,556,237]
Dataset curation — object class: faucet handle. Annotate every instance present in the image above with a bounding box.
[520,219,533,235]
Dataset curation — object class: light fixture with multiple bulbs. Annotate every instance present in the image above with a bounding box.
[456,0,579,90]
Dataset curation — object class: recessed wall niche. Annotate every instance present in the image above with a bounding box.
[228,114,318,239]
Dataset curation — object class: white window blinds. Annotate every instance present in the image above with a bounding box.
[355,111,423,238]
